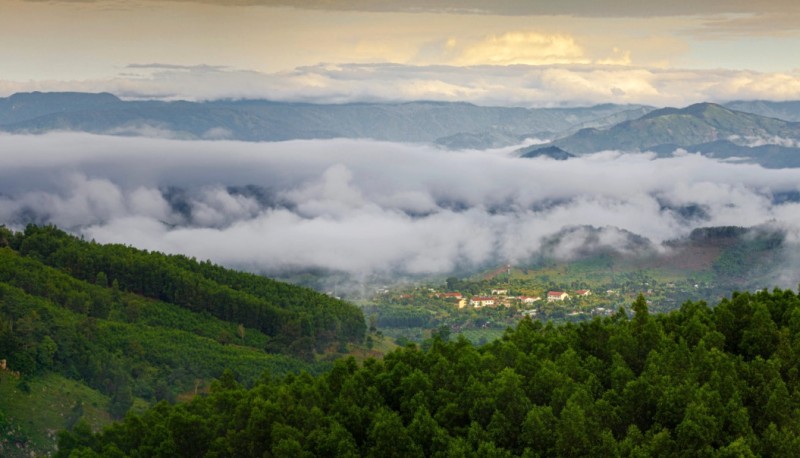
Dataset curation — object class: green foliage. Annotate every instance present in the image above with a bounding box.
[712,228,783,279]
[0,372,114,457]
[0,224,366,454]
[12,224,365,350]
[58,288,800,457]
[362,304,436,329]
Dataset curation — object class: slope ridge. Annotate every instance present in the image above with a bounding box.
[518,102,800,166]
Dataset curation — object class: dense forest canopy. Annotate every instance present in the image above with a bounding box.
[58,288,800,457]
[0,224,366,440]
[1,225,365,356]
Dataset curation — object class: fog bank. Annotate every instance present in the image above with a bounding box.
[2,133,800,282]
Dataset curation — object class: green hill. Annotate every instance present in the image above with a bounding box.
[0,224,365,456]
[57,289,800,457]
[725,100,800,123]
[0,371,119,456]
[521,103,800,166]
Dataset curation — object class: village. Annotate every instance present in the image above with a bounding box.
[362,262,728,345]
[429,287,614,318]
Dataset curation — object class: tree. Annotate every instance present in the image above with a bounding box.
[168,410,211,458]
[95,271,108,288]
[55,420,94,458]
[109,383,133,420]
[237,323,246,344]
[36,335,58,370]
[433,324,451,343]
[631,294,649,331]
[740,302,778,359]
[65,401,85,431]
[521,404,556,454]
[407,406,449,456]
[366,408,422,458]
[556,399,592,457]
[308,420,359,457]
[488,368,530,451]
[675,396,720,454]
[446,277,460,291]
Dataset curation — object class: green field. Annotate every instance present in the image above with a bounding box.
[0,372,125,457]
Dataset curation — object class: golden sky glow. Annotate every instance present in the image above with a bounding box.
[1,0,799,105]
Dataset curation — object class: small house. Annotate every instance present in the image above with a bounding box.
[547,291,570,302]
[518,296,541,304]
[470,296,496,308]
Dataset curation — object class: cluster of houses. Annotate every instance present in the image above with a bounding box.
[435,288,592,309]
[546,289,592,302]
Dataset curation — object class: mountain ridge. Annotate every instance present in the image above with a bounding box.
[0,91,651,147]
[518,102,800,167]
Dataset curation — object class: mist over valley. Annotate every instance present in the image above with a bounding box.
[8,2,800,456]
[2,121,800,295]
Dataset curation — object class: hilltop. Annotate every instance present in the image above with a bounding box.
[0,224,365,456]
[57,288,800,456]
[519,103,800,167]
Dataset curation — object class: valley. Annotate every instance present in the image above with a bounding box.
[6,1,800,455]
[359,224,788,345]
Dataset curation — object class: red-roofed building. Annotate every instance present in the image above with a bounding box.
[575,289,592,297]
[547,291,570,302]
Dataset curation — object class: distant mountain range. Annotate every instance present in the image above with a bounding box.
[724,100,800,122]
[0,92,650,147]
[519,102,800,167]
[4,92,800,166]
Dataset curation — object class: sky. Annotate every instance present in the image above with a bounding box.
[1,0,799,106]
[3,1,800,289]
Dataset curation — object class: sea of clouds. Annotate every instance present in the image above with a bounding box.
[1,132,800,284]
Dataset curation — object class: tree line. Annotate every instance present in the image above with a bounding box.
[0,224,367,426]
[59,288,800,456]
[3,225,365,357]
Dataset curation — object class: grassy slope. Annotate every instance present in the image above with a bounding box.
[0,372,119,457]
[0,289,312,455]
[0,246,327,456]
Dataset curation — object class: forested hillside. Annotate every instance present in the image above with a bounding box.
[58,289,800,457]
[2,225,364,356]
[0,225,365,454]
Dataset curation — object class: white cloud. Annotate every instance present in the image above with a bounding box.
[1,133,800,281]
[127,187,174,222]
[449,32,591,66]
[3,63,798,108]
[189,186,262,227]
[104,1,800,19]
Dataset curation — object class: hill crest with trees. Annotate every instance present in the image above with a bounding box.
[0,225,365,455]
[57,288,800,457]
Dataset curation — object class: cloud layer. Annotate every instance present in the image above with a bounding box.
[109,1,800,37]
[3,64,800,108]
[58,0,796,19]
[5,1,799,103]
[2,133,800,281]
